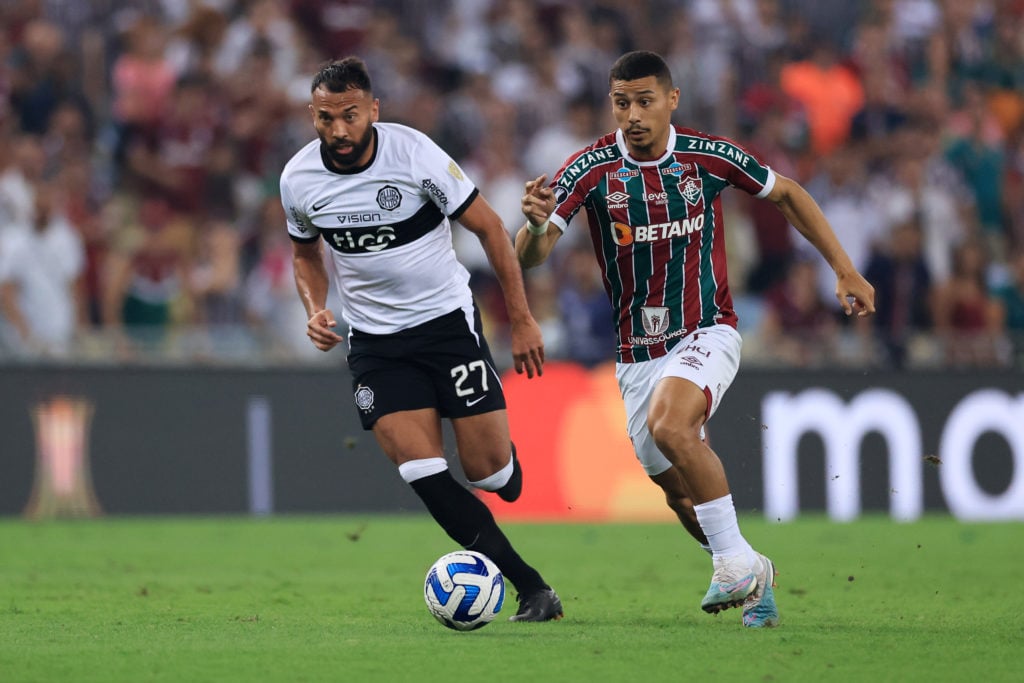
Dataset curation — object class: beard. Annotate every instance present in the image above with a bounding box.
[322,125,374,169]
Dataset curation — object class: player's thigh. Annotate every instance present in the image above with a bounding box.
[451,409,511,480]
[650,325,742,429]
[424,311,506,419]
[349,361,439,430]
[372,408,446,466]
[615,359,673,476]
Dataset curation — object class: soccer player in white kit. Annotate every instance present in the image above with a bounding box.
[517,51,875,627]
[281,57,562,622]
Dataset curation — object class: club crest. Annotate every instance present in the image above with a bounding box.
[679,176,703,206]
[641,306,670,336]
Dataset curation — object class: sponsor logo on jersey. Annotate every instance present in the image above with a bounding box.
[289,206,309,232]
[680,176,703,206]
[609,166,640,180]
[678,355,704,370]
[641,306,670,336]
[376,185,402,211]
[337,212,382,225]
[627,327,688,346]
[330,226,397,252]
[447,160,464,180]
[612,221,634,246]
[421,178,449,206]
[354,384,375,412]
[562,147,617,181]
[553,185,570,204]
[660,161,692,177]
[606,191,629,209]
[685,138,751,167]
[645,191,668,205]
[612,215,705,244]
[311,198,332,211]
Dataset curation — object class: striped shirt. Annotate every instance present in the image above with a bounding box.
[550,125,775,362]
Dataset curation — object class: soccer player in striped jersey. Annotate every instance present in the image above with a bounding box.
[517,51,875,628]
[282,57,561,622]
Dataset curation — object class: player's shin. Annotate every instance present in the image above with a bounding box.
[400,461,546,594]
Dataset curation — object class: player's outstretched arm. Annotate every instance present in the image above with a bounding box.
[457,194,545,378]
[292,239,344,351]
[515,175,561,269]
[766,173,876,317]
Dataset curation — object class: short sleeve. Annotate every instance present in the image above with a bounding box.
[280,175,319,243]
[410,135,478,220]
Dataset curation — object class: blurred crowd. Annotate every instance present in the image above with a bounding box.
[1,0,1024,369]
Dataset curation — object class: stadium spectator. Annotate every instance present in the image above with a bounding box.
[801,143,886,305]
[931,237,1009,366]
[738,73,807,293]
[945,82,1009,258]
[0,132,46,234]
[555,243,616,368]
[522,94,600,182]
[242,195,324,360]
[0,0,1016,370]
[516,50,874,629]
[5,18,77,135]
[57,157,106,327]
[779,39,865,155]
[281,57,563,622]
[863,219,934,367]
[992,246,1024,331]
[108,15,177,162]
[0,179,84,357]
[758,255,840,367]
[872,149,970,284]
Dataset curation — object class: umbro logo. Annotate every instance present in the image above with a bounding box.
[312,198,331,211]
[606,191,630,203]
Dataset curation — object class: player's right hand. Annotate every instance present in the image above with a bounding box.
[509,315,545,379]
[307,308,345,351]
[522,174,555,227]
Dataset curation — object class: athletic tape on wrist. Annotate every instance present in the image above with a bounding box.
[526,219,549,236]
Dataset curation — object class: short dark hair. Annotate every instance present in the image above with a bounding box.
[608,51,673,90]
[311,57,373,94]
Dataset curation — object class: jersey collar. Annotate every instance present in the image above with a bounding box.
[615,125,676,166]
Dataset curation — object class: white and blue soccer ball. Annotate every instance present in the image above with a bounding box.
[424,550,505,631]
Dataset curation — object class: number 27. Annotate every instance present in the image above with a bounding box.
[451,360,489,397]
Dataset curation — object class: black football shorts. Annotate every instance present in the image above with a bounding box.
[347,306,507,429]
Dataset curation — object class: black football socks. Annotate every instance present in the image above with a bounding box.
[409,469,546,594]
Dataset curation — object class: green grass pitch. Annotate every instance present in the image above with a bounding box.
[0,515,1018,682]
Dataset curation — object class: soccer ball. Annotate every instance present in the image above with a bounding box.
[423,550,505,631]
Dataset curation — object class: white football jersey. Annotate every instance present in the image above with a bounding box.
[280,122,479,334]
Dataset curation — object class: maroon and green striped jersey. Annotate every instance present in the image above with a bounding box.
[549,125,775,363]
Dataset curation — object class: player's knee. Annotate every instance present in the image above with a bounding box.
[647,415,702,460]
[462,447,512,483]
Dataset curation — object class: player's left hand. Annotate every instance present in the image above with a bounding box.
[836,271,876,317]
[509,316,545,378]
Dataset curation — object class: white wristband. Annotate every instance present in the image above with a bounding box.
[526,219,549,236]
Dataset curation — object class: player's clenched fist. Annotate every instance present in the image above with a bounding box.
[307,309,344,351]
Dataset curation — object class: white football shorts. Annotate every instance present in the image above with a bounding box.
[615,324,742,476]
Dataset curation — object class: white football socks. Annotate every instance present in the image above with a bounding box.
[467,450,514,491]
[398,457,448,483]
[693,494,756,567]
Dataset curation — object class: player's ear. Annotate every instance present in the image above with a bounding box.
[371,98,380,122]
[669,87,680,112]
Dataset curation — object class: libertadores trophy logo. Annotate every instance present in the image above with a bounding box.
[24,395,102,519]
